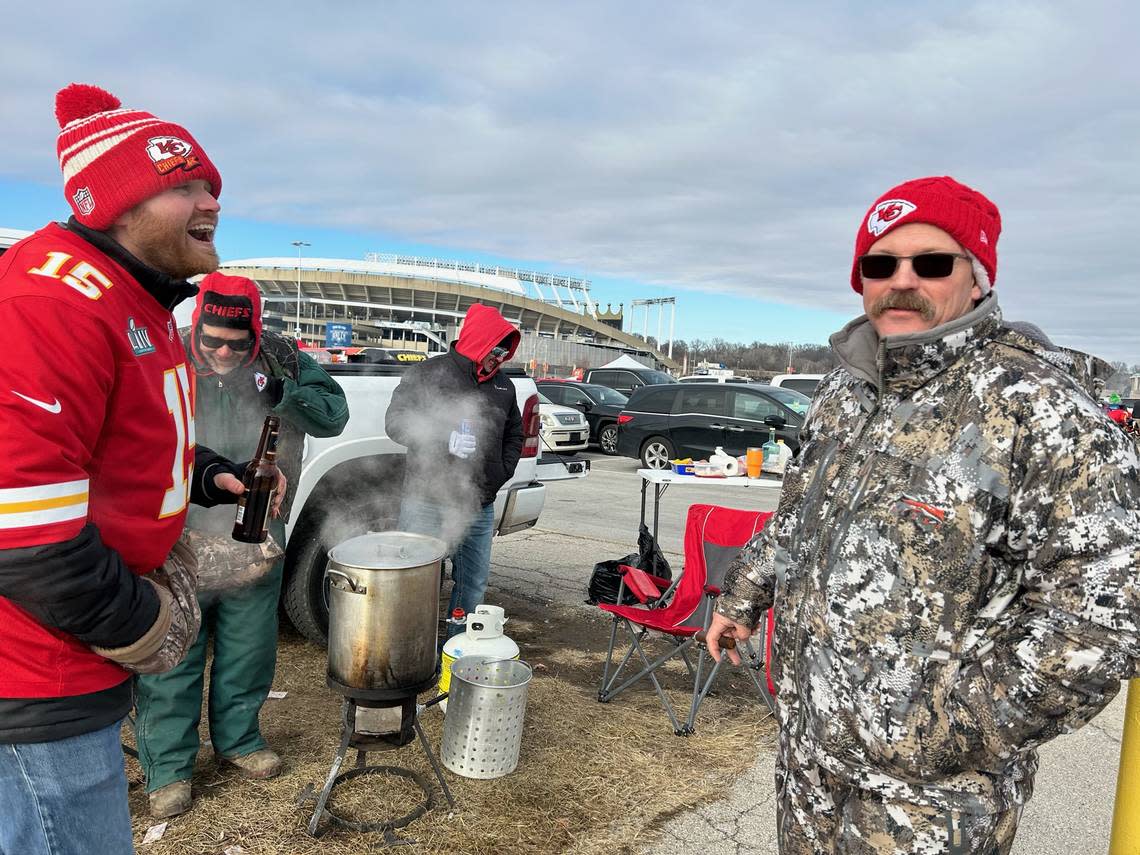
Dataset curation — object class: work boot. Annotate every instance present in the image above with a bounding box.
[148,780,192,819]
[219,747,282,779]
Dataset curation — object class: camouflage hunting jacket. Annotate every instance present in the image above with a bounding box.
[717,295,1140,814]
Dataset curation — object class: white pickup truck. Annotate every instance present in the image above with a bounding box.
[280,361,548,643]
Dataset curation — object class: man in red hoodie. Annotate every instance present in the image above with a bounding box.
[386,304,523,634]
[0,84,248,854]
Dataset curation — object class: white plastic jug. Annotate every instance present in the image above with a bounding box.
[766,439,792,476]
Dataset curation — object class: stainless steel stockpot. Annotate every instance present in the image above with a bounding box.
[325,531,447,697]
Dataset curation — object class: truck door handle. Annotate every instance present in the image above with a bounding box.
[725,425,745,432]
[709,423,727,429]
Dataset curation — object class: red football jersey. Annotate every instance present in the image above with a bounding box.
[0,223,196,698]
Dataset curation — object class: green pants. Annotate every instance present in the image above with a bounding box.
[134,524,285,792]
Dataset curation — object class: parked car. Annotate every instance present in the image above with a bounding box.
[582,365,676,397]
[536,380,628,454]
[678,374,754,384]
[616,382,809,469]
[768,373,825,397]
[537,392,590,453]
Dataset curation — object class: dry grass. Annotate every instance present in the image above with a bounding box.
[125,596,777,854]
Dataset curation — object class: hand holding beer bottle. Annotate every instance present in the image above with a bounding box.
[232,415,283,543]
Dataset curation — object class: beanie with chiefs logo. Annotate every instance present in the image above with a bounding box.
[851,176,1001,294]
[54,83,222,231]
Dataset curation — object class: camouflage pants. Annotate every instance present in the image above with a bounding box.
[777,750,1022,854]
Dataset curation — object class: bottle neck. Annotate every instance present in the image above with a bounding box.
[253,415,281,464]
[264,428,279,463]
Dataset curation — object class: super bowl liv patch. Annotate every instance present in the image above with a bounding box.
[127,317,155,356]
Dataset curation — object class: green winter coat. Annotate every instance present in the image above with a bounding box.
[187,331,348,531]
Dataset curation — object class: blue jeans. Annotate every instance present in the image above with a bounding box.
[0,719,134,855]
[398,498,495,637]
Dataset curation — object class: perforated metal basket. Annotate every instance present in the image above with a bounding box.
[441,656,532,779]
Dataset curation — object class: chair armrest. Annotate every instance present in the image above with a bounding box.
[619,564,664,605]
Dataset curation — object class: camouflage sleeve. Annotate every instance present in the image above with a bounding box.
[951,402,1140,763]
[716,421,813,629]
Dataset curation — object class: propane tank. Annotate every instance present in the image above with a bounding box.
[438,604,519,713]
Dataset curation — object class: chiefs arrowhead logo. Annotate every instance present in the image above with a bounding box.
[254,372,268,392]
[146,135,201,176]
[866,199,917,236]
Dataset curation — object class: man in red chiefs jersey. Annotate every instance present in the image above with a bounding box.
[0,84,260,855]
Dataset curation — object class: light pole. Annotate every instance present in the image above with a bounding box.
[291,240,310,341]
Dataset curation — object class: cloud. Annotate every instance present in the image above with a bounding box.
[2,0,1137,360]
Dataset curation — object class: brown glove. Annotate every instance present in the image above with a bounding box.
[91,536,201,675]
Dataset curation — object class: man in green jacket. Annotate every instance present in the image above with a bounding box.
[135,272,349,818]
[707,176,1140,853]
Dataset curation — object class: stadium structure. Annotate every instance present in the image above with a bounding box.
[217,253,677,372]
[0,228,676,373]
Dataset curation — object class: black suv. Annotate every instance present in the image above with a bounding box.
[536,380,628,454]
[616,382,809,469]
[582,366,676,397]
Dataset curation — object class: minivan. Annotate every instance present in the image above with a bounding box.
[615,382,809,469]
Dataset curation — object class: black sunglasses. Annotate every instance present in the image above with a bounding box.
[199,332,254,352]
[858,252,970,280]
[488,346,511,360]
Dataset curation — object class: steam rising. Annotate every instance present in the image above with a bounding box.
[317,386,508,558]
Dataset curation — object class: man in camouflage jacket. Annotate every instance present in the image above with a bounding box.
[708,177,1140,854]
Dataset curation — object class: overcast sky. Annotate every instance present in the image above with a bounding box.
[2,1,1137,363]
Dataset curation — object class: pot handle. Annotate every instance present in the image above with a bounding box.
[326,568,367,595]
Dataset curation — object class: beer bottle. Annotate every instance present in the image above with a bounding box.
[232,414,281,543]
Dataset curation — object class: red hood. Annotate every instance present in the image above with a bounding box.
[454,303,521,382]
[189,272,263,374]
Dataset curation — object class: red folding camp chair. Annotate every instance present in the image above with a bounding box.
[597,503,775,735]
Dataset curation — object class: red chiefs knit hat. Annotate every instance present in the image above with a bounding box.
[850,176,1001,294]
[54,83,222,231]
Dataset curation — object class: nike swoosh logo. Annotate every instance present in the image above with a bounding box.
[11,391,62,414]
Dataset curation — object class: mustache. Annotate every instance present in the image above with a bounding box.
[869,290,936,322]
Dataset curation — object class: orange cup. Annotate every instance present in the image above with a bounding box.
[746,447,763,479]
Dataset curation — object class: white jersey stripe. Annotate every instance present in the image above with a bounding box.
[0,502,89,530]
[0,480,89,503]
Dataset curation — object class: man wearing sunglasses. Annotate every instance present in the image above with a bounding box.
[387,303,522,638]
[706,176,1140,853]
[134,272,348,819]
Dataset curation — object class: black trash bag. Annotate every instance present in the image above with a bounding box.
[586,524,673,606]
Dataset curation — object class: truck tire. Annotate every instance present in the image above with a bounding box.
[282,528,333,645]
[281,462,403,646]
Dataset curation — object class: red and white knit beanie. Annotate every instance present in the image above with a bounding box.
[55,83,222,231]
[851,176,1001,295]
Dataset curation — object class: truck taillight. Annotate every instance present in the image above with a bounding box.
[522,393,541,458]
[617,414,634,425]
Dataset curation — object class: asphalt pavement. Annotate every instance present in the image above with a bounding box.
[488,450,1126,854]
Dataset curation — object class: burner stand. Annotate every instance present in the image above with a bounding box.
[302,694,454,838]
